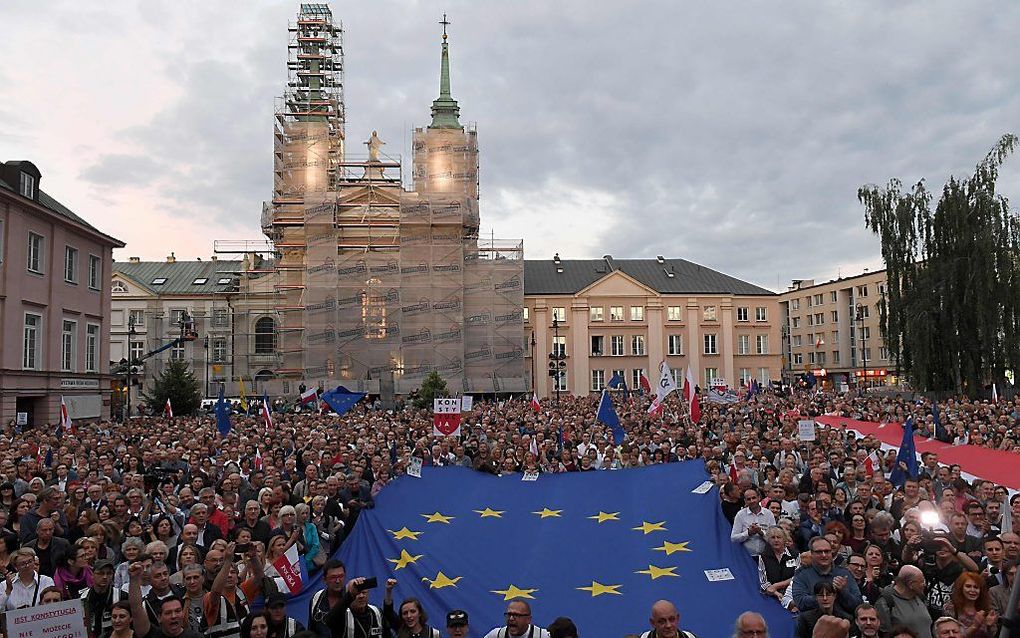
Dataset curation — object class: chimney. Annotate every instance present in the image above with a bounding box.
[167,252,176,263]
[211,255,218,261]
[129,257,141,263]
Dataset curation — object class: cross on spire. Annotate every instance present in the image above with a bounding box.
[440,13,450,40]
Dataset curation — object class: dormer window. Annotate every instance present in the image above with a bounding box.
[152,277,167,285]
[217,277,232,285]
[112,280,128,293]
[19,172,35,198]
[192,278,208,285]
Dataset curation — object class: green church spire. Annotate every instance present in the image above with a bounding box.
[429,14,462,130]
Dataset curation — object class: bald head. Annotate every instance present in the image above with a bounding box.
[735,612,768,638]
[650,600,680,638]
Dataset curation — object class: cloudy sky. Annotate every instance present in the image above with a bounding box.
[2,1,1018,291]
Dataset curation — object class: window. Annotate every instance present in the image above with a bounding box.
[27,232,44,273]
[792,317,801,328]
[792,335,802,347]
[739,368,751,386]
[554,370,568,392]
[523,307,529,323]
[591,335,605,356]
[857,285,869,298]
[217,277,232,285]
[631,369,646,390]
[170,309,188,327]
[755,307,767,322]
[212,308,229,328]
[152,277,167,286]
[129,340,144,362]
[61,320,77,372]
[255,317,276,354]
[631,335,645,356]
[612,369,625,386]
[817,351,826,365]
[756,334,769,355]
[112,280,128,293]
[808,352,816,364]
[807,296,813,308]
[610,335,624,356]
[830,310,838,323]
[552,336,566,358]
[668,334,683,356]
[630,306,644,322]
[807,333,815,345]
[23,314,41,370]
[737,335,750,355]
[610,306,624,321]
[808,315,815,326]
[880,346,889,360]
[861,327,871,339]
[552,307,566,323]
[128,309,145,329]
[793,353,803,365]
[591,370,605,392]
[814,313,825,325]
[86,324,99,372]
[20,172,36,198]
[758,368,770,384]
[830,291,838,303]
[170,342,185,361]
[736,307,749,322]
[212,338,228,362]
[705,368,719,386]
[64,246,78,283]
[670,368,681,386]
[192,277,208,285]
[833,350,841,364]
[813,294,824,305]
[589,306,604,322]
[878,284,886,296]
[863,347,872,362]
[88,255,101,290]
[831,330,839,345]
[703,306,717,321]
[703,334,718,355]
[667,306,683,321]
[791,299,800,310]
[857,305,870,319]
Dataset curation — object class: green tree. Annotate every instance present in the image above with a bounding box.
[412,370,450,410]
[859,133,1020,395]
[142,358,202,416]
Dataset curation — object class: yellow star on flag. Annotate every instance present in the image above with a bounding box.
[490,584,538,600]
[532,508,563,518]
[588,511,620,523]
[635,565,680,580]
[387,549,424,570]
[473,507,505,518]
[387,527,423,540]
[632,521,667,535]
[421,512,455,524]
[653,541,693,555]
[421,571,462,589]
[576,581,623,597]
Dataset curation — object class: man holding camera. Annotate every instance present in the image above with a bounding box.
[323,575,392,638]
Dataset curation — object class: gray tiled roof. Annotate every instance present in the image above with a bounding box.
[523,256,775,296]
[0,175,124,246]
[113,260,243,295]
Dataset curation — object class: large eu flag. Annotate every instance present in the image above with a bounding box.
[288,462,792,637]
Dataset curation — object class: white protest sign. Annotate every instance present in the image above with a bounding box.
[522,470,539,482]
[704,568,735,582]
[5,599,88,638]
[798,419,817,442]
[461,395,473,412]
[407,456,423,478]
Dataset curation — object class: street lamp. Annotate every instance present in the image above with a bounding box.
[529,331,537,394]
[124,314,138,421]
[547,317,566,404]
[855,303,868,389]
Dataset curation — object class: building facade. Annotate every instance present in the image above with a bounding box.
[778,270,896,388]
[0,160,124,425]
[525,256,782,398]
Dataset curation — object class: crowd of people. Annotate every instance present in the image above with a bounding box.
[0,385,1018,638]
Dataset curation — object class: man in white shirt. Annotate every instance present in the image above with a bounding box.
[0,548,55,610]
[483,600,550,638]
[731,487,776,557]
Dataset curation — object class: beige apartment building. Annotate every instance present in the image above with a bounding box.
[524,255,782,398]
[778,269,897,388]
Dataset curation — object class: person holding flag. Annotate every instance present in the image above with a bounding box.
[261,391,274,433]
[59,396,75,435]
[648,361,678,415]
[597,389,626,445]
[683,365,701,423]
[202,541,266,637]
[164,397,174,419]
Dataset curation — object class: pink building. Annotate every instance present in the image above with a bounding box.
[0,161,124,426]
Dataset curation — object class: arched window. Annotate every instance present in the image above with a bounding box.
[254,369,275,394]
[254,317,276,354]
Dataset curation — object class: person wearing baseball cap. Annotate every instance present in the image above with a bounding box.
[81,557,123,638]
[446,609,468,638]
[265,591,304,637]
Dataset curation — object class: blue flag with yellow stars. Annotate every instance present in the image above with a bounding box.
[286,462,792,637]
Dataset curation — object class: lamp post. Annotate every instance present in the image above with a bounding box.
[125,314,137,421]
[547,317,565,404]
[529,331,537,394]
[855,303,868,389]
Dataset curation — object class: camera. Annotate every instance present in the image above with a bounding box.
[355,577,378,591]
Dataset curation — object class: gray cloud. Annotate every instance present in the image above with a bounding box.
[3,0,1019,289]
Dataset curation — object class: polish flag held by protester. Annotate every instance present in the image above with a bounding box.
[164,398,173,418]
[272,543,304,593]
[531,392,541,413]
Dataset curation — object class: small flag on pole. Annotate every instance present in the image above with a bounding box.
[531,392,541,413]
[164,398,173,418]
[215,386,231,437]
[889,417,919,488]
[300,386,318,407]
[59,397,74,435]
[261,391,274,432]
[597,389,626,445]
